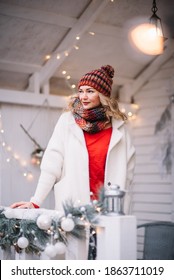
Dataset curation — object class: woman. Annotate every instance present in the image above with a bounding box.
[11,65,135,214]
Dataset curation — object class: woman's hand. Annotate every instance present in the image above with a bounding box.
[10,201,34,209]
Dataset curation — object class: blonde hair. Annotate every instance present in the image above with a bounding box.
[66,93,127,122]
[98,93,127,121]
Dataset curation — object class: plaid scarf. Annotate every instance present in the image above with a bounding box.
[72,98,108,134]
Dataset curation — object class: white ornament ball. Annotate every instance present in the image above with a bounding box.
[4,208,14,219]
[36,214,52,230]
[55,242,66,255]
[17,236,29,249]
[44,244,57,258]
[80,206,86,212]
[93,200,98,205]
[61,218,75,232]
[67,213,72,218]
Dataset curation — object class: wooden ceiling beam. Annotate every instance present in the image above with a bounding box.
[0,60,41,74]
[0,89,67,108]
[37,0,109,90]
[0,2,123,37]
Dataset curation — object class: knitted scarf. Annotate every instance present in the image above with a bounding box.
[72,98,108,134]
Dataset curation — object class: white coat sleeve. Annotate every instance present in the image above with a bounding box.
[30,113,66,206]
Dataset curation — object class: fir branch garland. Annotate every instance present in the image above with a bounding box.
[0,193,105,257]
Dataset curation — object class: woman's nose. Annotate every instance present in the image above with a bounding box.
[81,91,88,98]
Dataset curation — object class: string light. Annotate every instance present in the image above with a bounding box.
[76,36,80,40]
[6,145,12,152]
[45,54,51,60]
[120,101,139,120]
[13,153,20,160]
[89,31,95,36]
[27,172,34,181]
[128,112,133,117]
[0,112,34,181]
[74,45,79,50]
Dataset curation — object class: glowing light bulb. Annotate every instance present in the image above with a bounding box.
[21,160,27,167]
[13,153,19,160]
[128,112,133,117]
[121,108,126,113]
[6,146,12,152]
[129,23,163,55]
[45,54,51,60]
[89,31,95,36]
[27,172,34,181]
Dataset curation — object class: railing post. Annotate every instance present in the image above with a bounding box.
[96,215,137,260]
[66,235,88,260]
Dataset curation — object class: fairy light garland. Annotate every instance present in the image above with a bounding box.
[42,31,139,118]
[0,111,34,181]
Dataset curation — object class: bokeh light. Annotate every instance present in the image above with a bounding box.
[129,23,163,55]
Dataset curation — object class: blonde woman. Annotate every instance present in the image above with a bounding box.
[11,65,135,215]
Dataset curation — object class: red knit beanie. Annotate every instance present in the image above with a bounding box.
[78,65,115,97]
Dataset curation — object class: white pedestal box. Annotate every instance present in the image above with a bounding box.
[96,215,137,260]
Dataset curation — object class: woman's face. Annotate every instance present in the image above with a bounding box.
[78,85,101,109]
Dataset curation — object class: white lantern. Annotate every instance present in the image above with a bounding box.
[104,183,125,215]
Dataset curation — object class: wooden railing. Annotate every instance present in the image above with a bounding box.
[0,208,137,260]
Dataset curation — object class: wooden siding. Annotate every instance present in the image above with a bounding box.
[0,103,62,208]
[130,58,174,257]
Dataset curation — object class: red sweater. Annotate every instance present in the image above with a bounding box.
[84,127,112,200]
[32,127,112,207]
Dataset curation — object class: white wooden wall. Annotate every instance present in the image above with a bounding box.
[0,103,62,208]
[130,58,174,258]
